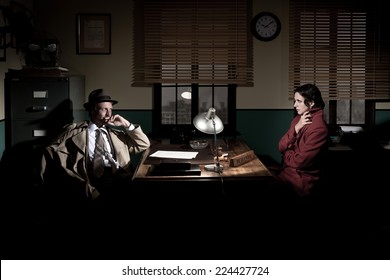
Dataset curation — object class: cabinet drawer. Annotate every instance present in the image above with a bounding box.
[9,120,50,146]
[8,78,69,119]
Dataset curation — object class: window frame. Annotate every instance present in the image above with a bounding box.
[152,84,237,141]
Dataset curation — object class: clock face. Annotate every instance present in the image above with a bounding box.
[251,12,281,41]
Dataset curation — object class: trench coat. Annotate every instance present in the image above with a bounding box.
[40,121,150,200]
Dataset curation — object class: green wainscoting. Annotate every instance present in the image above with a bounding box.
[1,109,390,163]
[236,109,293,162]
[376,110,390,126]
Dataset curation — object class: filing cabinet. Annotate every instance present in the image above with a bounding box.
[4,70,85,149]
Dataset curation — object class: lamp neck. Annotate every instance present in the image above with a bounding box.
[206,107,216,120]
[213,118,221,168]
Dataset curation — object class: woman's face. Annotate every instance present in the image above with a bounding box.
[293,92,312,116]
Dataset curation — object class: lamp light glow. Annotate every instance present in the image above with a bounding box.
[181,88,192,100]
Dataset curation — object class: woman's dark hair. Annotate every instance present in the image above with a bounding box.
[294,84,325,109]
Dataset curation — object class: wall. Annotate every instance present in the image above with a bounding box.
[0,0,303,112]
[31,0,151,110]
[0,0,389,162]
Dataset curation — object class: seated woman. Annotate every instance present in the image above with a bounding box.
[274,83,329,197]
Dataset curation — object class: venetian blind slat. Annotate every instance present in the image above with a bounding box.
[133,0,253,86]
[289,0,390,101]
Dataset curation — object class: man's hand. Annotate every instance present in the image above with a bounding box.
[108,114,131,128]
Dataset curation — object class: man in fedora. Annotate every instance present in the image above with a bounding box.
[40,88,150,215]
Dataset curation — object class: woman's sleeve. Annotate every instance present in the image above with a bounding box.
[278,116,299,153]
[282,120,328,170]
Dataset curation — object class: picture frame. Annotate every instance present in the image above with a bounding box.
[76,13,111,54]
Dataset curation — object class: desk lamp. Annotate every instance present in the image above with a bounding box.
[193,107,224,173]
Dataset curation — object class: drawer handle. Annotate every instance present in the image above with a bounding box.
[33,130,47,137]
[33,90,48,98]
[32,106,47,111]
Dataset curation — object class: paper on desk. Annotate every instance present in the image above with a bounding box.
[149,150,198,159]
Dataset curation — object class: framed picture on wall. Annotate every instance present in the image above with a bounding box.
[76,13,111,54]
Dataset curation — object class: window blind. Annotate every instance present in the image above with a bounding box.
[289,0,390,100]
[133,0,253,86]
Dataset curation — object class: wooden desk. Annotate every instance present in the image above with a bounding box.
[130,139,275,243]
[132,139,272,183]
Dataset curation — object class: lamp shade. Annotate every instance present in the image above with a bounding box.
[193,107,224,134]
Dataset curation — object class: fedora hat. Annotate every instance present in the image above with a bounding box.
[83,89,118,109]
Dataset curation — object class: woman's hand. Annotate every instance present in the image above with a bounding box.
[295,111,312,133]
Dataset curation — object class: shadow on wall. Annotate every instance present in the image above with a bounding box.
[0,99,75,225]
[372,120,390,141]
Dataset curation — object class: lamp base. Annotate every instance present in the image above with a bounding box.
[204,164,223,173]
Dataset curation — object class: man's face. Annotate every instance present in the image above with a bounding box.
[91,102,113,126]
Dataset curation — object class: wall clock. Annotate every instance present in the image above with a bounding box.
[251,12,281,41]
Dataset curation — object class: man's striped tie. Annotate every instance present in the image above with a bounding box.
[93,128,105,178]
